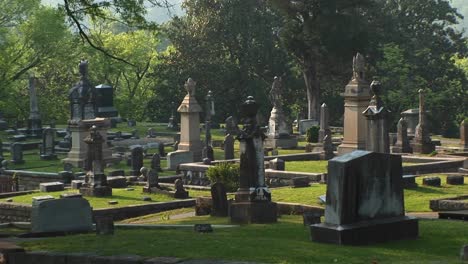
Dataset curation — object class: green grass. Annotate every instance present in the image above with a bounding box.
[285,160,329,173]
[19,215,468,263]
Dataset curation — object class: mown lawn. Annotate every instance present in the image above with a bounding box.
[19,215,468,264]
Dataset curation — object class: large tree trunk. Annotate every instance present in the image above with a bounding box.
[303,61,320,120]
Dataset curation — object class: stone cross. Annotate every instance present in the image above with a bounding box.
[236,96,270,202]
[318,103,330,143]
[392,118,412,153]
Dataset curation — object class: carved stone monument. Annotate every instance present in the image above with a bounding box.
[203,90,215,161]
[264,77,297,149]
[362,80,390,153]
[27,74,42,137]
[392,118,412,153]
[411,89,435,154]
[167,78,203,167]
[401,108,419,136]
[311,151,419,245]
[230,96,277,224]
[80,126,112,197]
[95,84,118,118]
[318,103,330,144]
[40,128,57,160]
[337,53,371,154]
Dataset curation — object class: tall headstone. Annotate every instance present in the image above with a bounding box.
[230,96,277,224]
[168,78,203,166]
[264,77,298,148]
[203,90,215,161]
[95,84,118,118]
[130,146,144,176]
[362,80,390,153]
[80,125,112,197]
[311,151,418,245]
[321,131,335,160]
[40,128,57,160]
[28,74,42,137]
[318,103,330,144]
[10,143,24,164]
[211,182,228,217]
[411,89,435,154]
[460,120,468,150]
[392,118,412,153]
[223,134,235,160]
[337,53,371,155]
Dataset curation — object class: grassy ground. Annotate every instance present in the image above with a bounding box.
[1,186,209,209]
[285,160,329,173]
[19,215,468,264]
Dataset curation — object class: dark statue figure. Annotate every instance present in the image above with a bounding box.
[236,96,270,201]
[69,60,97,122]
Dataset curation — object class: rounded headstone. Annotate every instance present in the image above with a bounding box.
[422,176,441,187]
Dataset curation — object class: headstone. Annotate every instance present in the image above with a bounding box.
[299,119,319,135]
[318,103,330,143]
[39,182,64,192]
[109,170,125,176]
[107,176,127,188]
[157,142,165,157]
[131,129,139,139]
[95,216,114,235]
[401,108,419,136]
[392,118,412,153]
[321,132,335,160]
[304,143,313,153]
[223,134,235,160]
[202,158,211,165]
[311,150,418,245]
[337,53,371,154]
[79,126,112,197]
[225,116,238,135]
[95,84,118,118]
[31,197,93,233]
[446,175,464,185]
[362,80,390,153]
[60,193,83,199]
[171,78,203,161]
[264,77,298,148]
[269,158,285,171]
[230,96,277,224]
[32,195,54,202]
[303,211,321,226]
[194,224,213,233]
[27,74,42,137]
[130,146,144,176]
[167,101,179,130]
[402,175,418,189]
[292,177,310,188]
[210,182,228,217]
[460,120,468,150]
[203,90,215,162]
[40,128,57,160]
[166,150,193,170]
[144,165,160,192]
[142,196,152,201]
[68,60,96,121]
[71,180,84,189]
[139,167,148,181]
[411,89,435,154]
[10,143,24,164]
[174,179,189,199]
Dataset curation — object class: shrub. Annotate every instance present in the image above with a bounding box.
[206,162,240,192]
[306,125,320,143]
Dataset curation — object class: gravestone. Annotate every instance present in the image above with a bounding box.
[203,90,215,161]
[264,77,298,148]
[402,175,418,189]
[68,60,96,121]
[79,126,112,197]
[392,118,412,153]
[139,167,148,181]
[31,197,93,233]
[71,180,84,189]
[158,142,165,157]
[401,108,419,136]
[311,150,418,245]
[230,96,277,224]
[223,134,235,160]
[95,84,118,118]
[130,146,144,176]
[10,143,24,164]
[460,120,468,150]
[167,101,179,130]
[337,53,371,154]
[318,103,330,144]
[303,211,322,226]
[131,129,139,139]
[269,158,285,171]
[39,182,64,192]
[40,128,57,160]
[27,74,42,137]
[446,175,464,185]
[423,176,441,187]
[211,182,228,217]
[363,80,390,153]
[225,116,238,136]
[174,179,189,199]
[167,148,193,170]
[321,132,335,160]
[171,78,203,162]
[147,128,156,138]
[144,162,160,193]
[95,216,114,235]
[411,89,435,154]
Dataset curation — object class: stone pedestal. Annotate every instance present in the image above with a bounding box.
[230,201,277,224]
[172,78,203,162]
[337,54,371,155]
[62,118,113,168]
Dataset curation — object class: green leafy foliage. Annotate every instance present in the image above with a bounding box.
[306,125,320,143]
[205,162,239,192]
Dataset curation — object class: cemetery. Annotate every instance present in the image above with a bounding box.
[0,0,468,263]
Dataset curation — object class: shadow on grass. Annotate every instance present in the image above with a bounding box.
[411,186,446,194]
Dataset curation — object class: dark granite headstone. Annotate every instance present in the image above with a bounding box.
[95,84,118,118]
[310,150,418,245]
[223,134,235,160]
[194,224,213,233]
[210,182,228,217]
[269,158,285,171]
[303,211,321,226]
[446,175,464,185]
[40,128,57,160]
[422,176,441,187]
[10,143,24,164]
[39,182,64,192]
[402,175,418,189]
[130,146,144,176]
[174,179,189,199]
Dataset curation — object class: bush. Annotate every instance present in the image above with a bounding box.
[205,163,240,192]
[306,125,320,143]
